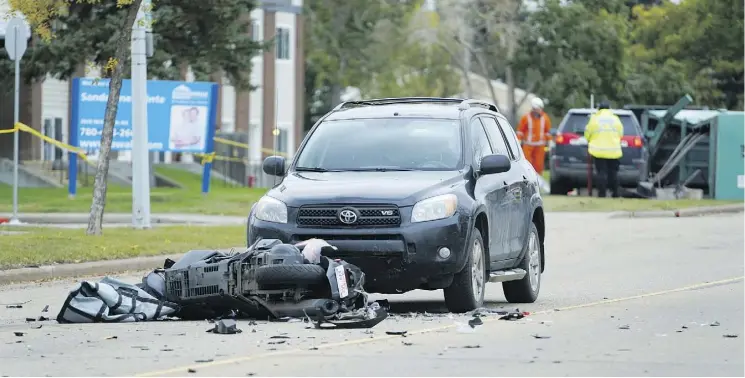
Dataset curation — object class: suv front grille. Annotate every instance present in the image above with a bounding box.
[297,205,401,227]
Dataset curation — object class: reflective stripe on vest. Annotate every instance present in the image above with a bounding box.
[525,115,546,146]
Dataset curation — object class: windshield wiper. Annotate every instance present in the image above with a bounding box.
[295,167,338,172]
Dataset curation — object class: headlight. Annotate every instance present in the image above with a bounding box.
[253,196,288,223]
[411,194,458,223]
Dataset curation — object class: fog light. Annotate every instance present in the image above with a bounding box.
[438,247,451,259]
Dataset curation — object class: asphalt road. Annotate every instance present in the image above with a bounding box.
[0,212,742,377]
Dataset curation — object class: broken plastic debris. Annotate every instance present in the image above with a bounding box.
[105,336,118,340]
[5,304,22,309]
[386,330,407,336]
[187,368,197,374]
[723,334,739,338]
[618,325,630,330]
[499,311,525,321]
[402,341,413,346]
[462,344,481,349]
[13,332,24,337]
[710,321,721,327]
[468,316,483,328]
[206,319,242,335]
[531,334,551,339]
[41,305,49,313]
[195,359,214,363]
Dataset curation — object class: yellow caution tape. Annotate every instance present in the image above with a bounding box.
[4,123,89,162]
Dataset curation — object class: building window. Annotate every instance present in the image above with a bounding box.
[275,27,291,60]
[251,19,260,41]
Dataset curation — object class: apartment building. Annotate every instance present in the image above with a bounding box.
[0,0,305,166]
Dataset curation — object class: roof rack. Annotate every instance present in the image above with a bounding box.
[457,99,499,113]
[331,97,500,113]
[332,97,465,111]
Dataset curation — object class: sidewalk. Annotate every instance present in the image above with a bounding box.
[0,212,246,225]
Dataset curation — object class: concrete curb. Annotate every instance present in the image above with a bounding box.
[608,203,744,219]
[0,253,184,286]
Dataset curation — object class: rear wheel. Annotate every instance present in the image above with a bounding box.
[550,175,571,195]
[503,222,542,303]
[444,228,486,313]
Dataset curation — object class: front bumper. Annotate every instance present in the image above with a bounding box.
[247,211,472,293]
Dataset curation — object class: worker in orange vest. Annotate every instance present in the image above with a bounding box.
[517,98,552,175]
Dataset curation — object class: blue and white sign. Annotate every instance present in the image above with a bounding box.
[70,77,219,153]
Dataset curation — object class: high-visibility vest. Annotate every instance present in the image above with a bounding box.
[584,110,624,159]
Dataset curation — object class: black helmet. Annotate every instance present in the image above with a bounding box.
[598,100,611,110]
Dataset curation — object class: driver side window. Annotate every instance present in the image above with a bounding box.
[471,119,493,165]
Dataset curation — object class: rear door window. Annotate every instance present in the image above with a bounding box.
[495,117,522,160]
[560,113,640,135]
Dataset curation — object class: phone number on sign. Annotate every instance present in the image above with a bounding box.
[79,127,133,139]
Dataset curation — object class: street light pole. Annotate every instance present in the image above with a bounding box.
[130,0,152,229]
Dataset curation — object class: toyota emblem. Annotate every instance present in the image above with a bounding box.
[338,208,359,224]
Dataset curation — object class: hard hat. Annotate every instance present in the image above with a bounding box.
[531,97,544,109]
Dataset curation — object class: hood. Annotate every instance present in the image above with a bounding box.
[267,170,465,207]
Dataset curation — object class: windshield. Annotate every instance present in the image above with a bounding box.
[294,118,463,171]
[561,113,640,135]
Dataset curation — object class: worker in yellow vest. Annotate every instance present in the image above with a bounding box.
[584,101,624,198]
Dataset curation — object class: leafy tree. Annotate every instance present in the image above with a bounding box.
[629,0,744,109]
[513,0,630,116]
[305,0,417,107]
[357,3,460,98]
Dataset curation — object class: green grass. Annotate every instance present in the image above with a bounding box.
[0,167,740,216]
[0,167,265,216]
[0,225,247,269]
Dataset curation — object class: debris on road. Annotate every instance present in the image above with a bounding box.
[54,239,388,329]
[618,325,630,330]
[468,316,483,328]
[41,305,49,313]
[195,359,214,363]
[462,344,481,349]
[499,310,527,321]
[531,334,551,339]
[723,334,739,338]
[13,332,24,337]
[206,319,242,335]
[710,321,721,327]
[2,300,30,308]
[386,330,408,336]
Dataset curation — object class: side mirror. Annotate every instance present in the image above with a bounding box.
[479,154,511,175]
[262,155,286,176]
[644,130,655,139]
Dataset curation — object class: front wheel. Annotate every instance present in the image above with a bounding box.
[444,228,487,313]
[503,222,542,303]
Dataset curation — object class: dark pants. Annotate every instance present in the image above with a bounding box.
[593,157,620,198]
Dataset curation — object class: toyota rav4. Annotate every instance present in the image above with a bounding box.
[247,97,546,313]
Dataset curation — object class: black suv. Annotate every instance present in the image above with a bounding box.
[247,98,546,313]
[549,108,649,194]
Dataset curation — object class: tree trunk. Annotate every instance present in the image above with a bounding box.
[86,0,143,236]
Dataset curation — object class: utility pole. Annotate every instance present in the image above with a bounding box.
[131,0,153,229]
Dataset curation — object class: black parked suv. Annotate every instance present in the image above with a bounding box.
[247,98,547,313]
[548,108,649,195]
